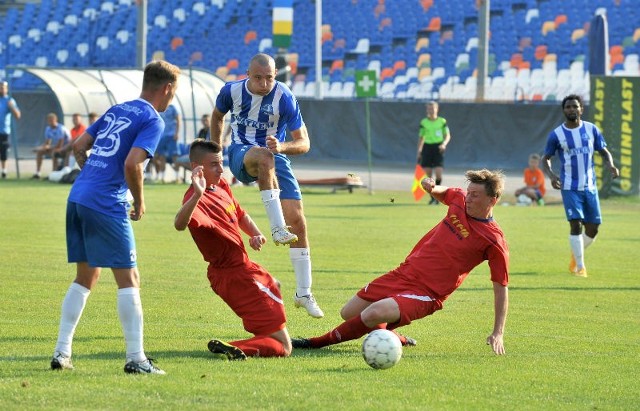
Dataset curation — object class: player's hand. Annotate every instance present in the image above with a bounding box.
[266,135,280,153]
[249,234,266,251]
[191,165,207,196]
[421,177,435,193]
[438,144,447,153]
[130,201,145,221]
[610,166,620,179]
[550,176,562,190]
[486,333,505,355]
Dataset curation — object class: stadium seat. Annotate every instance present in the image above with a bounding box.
[101,2,115,14]
[76,42,89,57]
[415,37,429,53]
[244,30,257,45]
[258,38,272,52]
[571,29,585,43]
[154,15,167,29]
[64,14,78,26]
[116,30,130,44]
[46,21,61,35]
[96,36,109,50]
[119,0,133,6]
[171,37,183,50]
[83,8,98,21]
[554,14,567,27]
[193,2,206,16]
[534,45,548,60]
[542,21,556,35]
[417,53,431,68]
[56,49,69,64]
[425,17,441,32]
[350,38,369,54]
[173,8,186,23]
[35,56,47,67]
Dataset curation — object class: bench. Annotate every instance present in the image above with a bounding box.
[298,174,365,193]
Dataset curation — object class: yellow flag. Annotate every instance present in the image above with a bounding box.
[412,165,426,201]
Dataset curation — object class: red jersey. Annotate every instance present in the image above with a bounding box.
[184,178,249,269]
[397,188,509,301]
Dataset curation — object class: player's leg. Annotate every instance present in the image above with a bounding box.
[52,202,98,370]
[562,190,587,276]
[230,145,295,244]
[277,158,324,317]
[0,133,8,178]
[34,147,45,177]
[208,263,289,358]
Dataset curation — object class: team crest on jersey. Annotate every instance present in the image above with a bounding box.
[261,104,274,115]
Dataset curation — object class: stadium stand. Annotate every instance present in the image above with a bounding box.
[0,0,638,102]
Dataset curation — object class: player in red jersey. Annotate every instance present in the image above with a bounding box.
[174,139,292,359]
[293,169,509,355]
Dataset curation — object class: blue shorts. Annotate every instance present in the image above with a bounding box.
[156,135,178,159]
[228,144,302,200]
[560,189,602,224]
[66,202,137,268]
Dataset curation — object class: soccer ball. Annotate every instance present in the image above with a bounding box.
[362,329,403,369]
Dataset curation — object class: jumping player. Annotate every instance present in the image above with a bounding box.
[174,139,292,359]
[210,53,323,318]
[293,170,509,355]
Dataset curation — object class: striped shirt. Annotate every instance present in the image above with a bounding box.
[544,121,607,191]
[215,79,303,147]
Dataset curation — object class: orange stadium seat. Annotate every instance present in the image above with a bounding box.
[330,59,344,73]
[226,59,239,70]
[374,3,385,19]
[379,17,392,31]
[426,17,441,32]
[393,60,406,72]
[510,53,523,67]
[170,37,183,50]
[534,45,548,60]
[321,31,333,43]
[420,0,433,12]
[554,14,568,27]
[380,67,395,82]
[244,30,257,45]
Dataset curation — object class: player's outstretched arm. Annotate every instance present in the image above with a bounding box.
[174,166,206,231]
[238,214,266,251]
[487,282,508,355]
[420,177,448,202]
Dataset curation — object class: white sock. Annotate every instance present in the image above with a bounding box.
[117,287,146,363]
[55,283,91,357]
[260,189,286,230]
[582,233,595,249]
[569,235,585,269]
[290,248,312,296]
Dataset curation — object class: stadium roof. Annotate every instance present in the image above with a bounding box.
[16,67,224,140]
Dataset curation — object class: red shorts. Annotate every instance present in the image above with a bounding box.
[207,261,286,336]
[357,269,443,328]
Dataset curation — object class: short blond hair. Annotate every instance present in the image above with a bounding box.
[465,169,505,199]
[142,60,181,91]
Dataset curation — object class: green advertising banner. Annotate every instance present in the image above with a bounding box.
[589,76,640,196]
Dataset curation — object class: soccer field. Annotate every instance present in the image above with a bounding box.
[1,180,638,410]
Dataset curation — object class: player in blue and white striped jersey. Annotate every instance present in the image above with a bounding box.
[210,53,323,319]
[542,94,619,277]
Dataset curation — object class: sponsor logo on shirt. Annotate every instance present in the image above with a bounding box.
[446,214,470,239]
[231,113,274,130]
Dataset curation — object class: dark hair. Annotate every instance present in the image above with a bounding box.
[189,139,221,162]
[465,169,505,199]
[561,94,583,109]
[142,60,180,91]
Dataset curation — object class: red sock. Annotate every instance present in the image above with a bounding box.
[310,315,374,348]
[230,335,286,357]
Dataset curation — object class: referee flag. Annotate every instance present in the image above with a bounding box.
[412,165,426,201]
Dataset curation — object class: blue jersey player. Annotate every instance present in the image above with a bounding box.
[210,53,323,318]
[542,94,619,277]
[51,60,181,374]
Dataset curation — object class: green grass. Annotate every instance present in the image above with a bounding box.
[1,180,639,410]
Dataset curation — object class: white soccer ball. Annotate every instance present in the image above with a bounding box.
[517,194,533,205]
[362,329,402,369]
